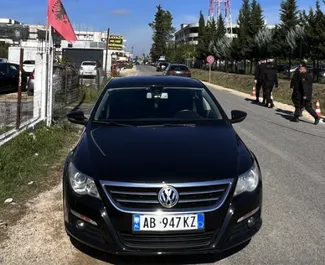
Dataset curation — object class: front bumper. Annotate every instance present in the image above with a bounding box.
[64,180,262,256]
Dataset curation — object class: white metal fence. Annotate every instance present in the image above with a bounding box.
[0,45,105,146]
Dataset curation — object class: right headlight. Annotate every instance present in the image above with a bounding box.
[234,161,260,196]
[68,162,100,199]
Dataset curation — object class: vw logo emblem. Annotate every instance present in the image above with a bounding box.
[158,186,179,208]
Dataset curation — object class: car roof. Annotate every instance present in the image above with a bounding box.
[108,76,204,89]
[169,64,187,66]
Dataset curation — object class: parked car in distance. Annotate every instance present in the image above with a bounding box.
[23,60,35,74]
[64,75,263,257]
[163,64,191,77]
[156,62,169,72]
[79,61,98,78]
[0,62,28,93]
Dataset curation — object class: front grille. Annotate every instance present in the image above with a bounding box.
[100,179,233,213]
[119,231,216,249]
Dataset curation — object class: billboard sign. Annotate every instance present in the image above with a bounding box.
[108,35,124,50]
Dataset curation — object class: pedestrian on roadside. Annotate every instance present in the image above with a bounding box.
[290,63,320,125]
[262,61,278,108]
[254,59,267,104]
[290,63,304,116]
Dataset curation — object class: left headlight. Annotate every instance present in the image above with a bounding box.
[234,161,260,196]
[68,162,101,199]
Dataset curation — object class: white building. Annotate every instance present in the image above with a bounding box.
[174,22,275,46]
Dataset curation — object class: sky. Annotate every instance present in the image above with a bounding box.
[0,0,314,56]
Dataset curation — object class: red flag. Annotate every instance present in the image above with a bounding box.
[47,0,77,42]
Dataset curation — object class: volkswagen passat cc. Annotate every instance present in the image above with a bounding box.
[63,76,262,256]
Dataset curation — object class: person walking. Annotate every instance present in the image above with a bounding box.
[262,61,278,108]
[290,63,304,116]
[291,64,320,125]
[254,60,267,104]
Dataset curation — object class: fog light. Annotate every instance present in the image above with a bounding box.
[247,217,255,228]
[76,220,85,230]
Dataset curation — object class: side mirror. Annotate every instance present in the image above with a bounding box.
[230,110,247,124]
[66,111,88,125]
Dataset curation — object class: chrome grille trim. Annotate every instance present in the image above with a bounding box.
[100,179,233,214]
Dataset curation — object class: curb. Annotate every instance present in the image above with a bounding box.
[202,81,325,125]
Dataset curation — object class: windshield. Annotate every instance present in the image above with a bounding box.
[93,87,223,123]
[169,65,189,71]
[23,60,35,64]
[82,62,96,66]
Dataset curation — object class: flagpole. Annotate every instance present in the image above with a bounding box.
[44,12,49,124]
[47,25,54,126]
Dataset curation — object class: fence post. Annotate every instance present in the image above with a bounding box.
[16,47,24,129]
[64,67,68,106]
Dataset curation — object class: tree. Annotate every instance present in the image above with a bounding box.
[254,28,274,58]
[277,0,300,60]
[0,41,9,58]
[250,0,264,33]
[236,0,252,59]
[197,11,209,60]
[149,5,176,62]
[209,15,226,59]
[216,14,226,40]
[302,0,325,60]
[279,0,300,31]
[207,17,217,53]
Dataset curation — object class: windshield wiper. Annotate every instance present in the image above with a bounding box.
[92,120,135,127]
[138,123,196,127]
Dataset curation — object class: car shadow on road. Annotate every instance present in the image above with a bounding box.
[70,237,250,264]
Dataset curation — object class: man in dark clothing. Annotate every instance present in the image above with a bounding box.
[254,60,267,104]
[291,64,320,125]
[290,63,304,116]
[262,62,278,108]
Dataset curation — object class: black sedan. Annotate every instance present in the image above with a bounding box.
[0,62,28,93]
[163,63,191,77]
[64,75,263,256]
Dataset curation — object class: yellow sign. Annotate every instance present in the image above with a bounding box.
[108,35,123,50]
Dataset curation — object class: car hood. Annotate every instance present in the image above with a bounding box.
[73,124,253,183]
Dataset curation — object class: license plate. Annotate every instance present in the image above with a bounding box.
[132,213,204,231]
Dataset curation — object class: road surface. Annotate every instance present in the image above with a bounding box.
[134,65,325,264]
[1,65,324,265]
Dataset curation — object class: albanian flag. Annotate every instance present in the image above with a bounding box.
[48,0,77,42]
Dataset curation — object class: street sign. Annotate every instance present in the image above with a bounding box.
[207,55,215,64]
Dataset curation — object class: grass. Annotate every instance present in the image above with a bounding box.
[0,123,79,210]
[0,126,14,135]
[81,86,103,104]
[191,69,325,111]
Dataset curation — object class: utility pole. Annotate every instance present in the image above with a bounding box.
[104,27,110,77]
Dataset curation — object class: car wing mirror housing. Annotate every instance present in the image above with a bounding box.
[66,111,88,125]
[230,110,247,124]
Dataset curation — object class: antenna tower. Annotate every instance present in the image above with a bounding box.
[208,0,233,36]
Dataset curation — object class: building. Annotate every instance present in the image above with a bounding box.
[0,18,132,63]
[174,22,275,46]
[175,23,199,46]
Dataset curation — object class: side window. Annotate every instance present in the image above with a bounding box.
[9,65,18,74]
[202,97,211,111]
[0,64,9,74]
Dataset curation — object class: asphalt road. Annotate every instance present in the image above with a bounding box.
[133,65,325,264]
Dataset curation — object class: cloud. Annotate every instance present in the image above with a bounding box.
[109,9,130,15]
